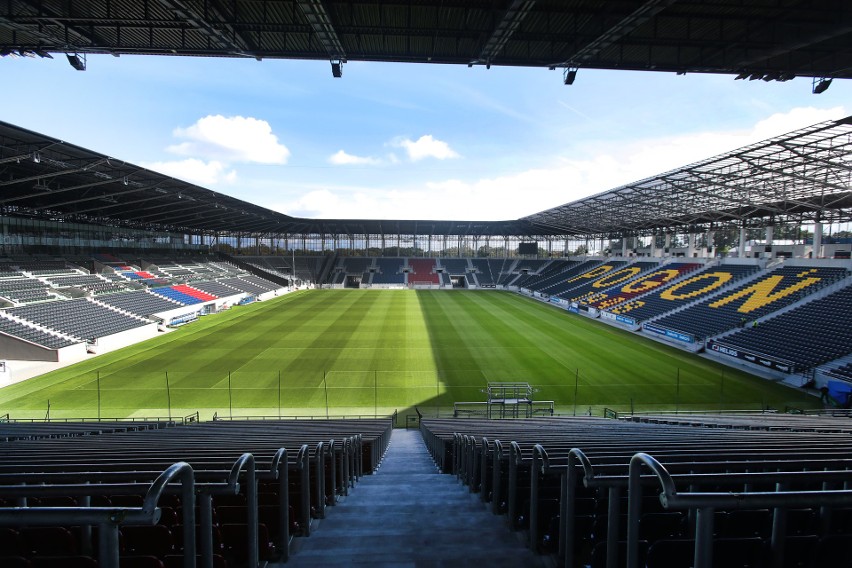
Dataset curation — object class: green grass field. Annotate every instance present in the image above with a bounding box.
[0,290,819,421]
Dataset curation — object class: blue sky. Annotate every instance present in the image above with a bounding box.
[1,54,849,221]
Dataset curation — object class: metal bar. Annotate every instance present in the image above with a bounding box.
[694,506,715,568]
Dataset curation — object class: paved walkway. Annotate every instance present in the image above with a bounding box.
[282,428,548,567]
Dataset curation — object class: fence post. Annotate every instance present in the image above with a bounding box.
[573,369,579,416]
[166,371,172,421]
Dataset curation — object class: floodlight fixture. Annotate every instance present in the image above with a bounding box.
[34,49,53,59]
[66,52,86,71]
[32,153,40,164]
[734,71,750,80]
[331,59,343,78]
[812,77,832,94]
[563,67,578,85]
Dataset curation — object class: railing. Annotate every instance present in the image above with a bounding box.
[626,452,852,568]
[0,461,195,568]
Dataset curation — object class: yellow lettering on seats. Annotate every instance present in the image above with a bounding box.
[592,267,641,288]
[621,269,680,294]
[659,272,732,301]
[567,265,613,283]
[612,300,644,314]
[707,273,822,313]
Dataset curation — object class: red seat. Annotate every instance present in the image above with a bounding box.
[220,523,276,564]
[120,556,165,568]
[19,527,78,557]
[30,556,96,568]
[121,525,174,557]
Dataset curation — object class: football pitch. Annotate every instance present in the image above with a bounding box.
[0,290,819,421]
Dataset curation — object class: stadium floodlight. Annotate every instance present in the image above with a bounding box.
[66,53,86,71]
[734,71,750,80]
[812,77,832,94]
[331,59,343,78]
[563,67,578,85]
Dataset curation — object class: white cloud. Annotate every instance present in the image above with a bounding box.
[393,135,459,161]
[266,106,849,221]
[167,115,290,164]
[328,150,383,166]
[142,159,237,186]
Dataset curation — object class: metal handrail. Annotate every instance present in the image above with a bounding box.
[627,452,852,568]
[0,461,194,568]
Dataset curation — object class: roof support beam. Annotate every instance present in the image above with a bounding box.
[295,0,346,60]
[473,0,536,67]
[552,0,679,68]
[155,0,254,57]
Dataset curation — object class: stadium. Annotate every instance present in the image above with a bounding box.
[1,1,852,567]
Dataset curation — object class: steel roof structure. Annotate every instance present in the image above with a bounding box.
[523,115,852,238]
[2,117,850,241]
[0,120,540,237]
[1,0,850,81]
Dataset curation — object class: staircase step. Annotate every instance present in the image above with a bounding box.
[281,429,548,567]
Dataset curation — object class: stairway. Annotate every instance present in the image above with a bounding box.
[281,429,548,567]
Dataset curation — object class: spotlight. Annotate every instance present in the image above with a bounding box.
[812,77,832,94]
[32,153,40,164]
[66,53,86,71]
[330,59,342,78]
[748,73,763,81]
[734,71,750,80]
[34,49,53,59]
[563,67,577,85]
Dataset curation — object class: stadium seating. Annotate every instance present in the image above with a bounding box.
[172,285,217,302]
[549,261,629,298]
[567,261,660,303]
[609,263,762,322]
[217,277,278,295]
[0,314,78,349]
[0,417,393,568]
[650,265,848,340]
[190,281,244,298]
[7,299,151,342]
[524,260,604,294]
[421,413,852,568]
[513,259,575,289]
[151,287,205,306]
[585,262,701,310]
[825,362,852,381]
[439,258,470,275]
[470,259,495,285]
[408,259,439,285]
[95,291,184,316]
[372,258,405,284]
[710,285,852,372]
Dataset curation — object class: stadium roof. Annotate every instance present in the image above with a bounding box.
[0,120,538,236]
[1,1,850,81]
[1,117,850,239]
[523,115,852,238]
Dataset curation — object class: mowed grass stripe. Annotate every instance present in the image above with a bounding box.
[0,289,819,418]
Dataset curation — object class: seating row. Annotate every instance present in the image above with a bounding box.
[420,414,852,568]
[0,417,393,568]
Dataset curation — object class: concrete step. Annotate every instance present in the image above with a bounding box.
[279,429,549,568]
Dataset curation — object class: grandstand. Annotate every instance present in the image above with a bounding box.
[1,7,852,564]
